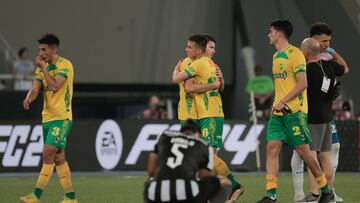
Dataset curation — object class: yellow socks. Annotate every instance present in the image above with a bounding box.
[34,163,54,199]
[315,173,331,193]
[213,155,239,188]
[56,162,76,199]
[266,174,278,190]
[266,175,278,199]
[213,155,231,176]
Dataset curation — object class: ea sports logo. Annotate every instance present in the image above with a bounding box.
[95,119,123,170]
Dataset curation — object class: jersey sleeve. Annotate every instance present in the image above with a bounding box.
[180,57,193,71]
[199,145,214,171]
[184,60,201,77]
[56,63,70,78]
[292,51,306,75]
[34,68,42,84]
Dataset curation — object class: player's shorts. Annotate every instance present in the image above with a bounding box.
[330,120,339,144]
[144,176,221,203]
[199,117,224,148]
[309,123,332,152]
[267,112,311,148]
[42,119,72,149]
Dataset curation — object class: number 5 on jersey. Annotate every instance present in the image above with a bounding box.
[167,143,188,169]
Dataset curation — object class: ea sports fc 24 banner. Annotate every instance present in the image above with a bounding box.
[0,119,358,172]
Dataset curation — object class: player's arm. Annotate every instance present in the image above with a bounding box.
[42,71,66,92]
[147,135,163,177]
[184,78,220,93]
[172,59,190,83]
[23,79,42,110]
[35,56,66,92]
[273,72,307,112]
[215,66,225,91]
[173,71,190,84]
[328,48,349,74]
[198,146,214,178]
[147,152,158,177]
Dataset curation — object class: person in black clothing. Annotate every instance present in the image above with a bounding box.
[300,38,346,203]
[144,119,231,203]
[291,23,350,203]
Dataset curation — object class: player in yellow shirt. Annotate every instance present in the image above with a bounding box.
[20,34,77,203]
[175,57,198,123]
[173,35,244,202]
[256,20,332,203]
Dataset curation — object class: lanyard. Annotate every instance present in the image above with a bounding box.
[315,60,329,79]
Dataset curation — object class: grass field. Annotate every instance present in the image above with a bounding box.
[1,173,359,203]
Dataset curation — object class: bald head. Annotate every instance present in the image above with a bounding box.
[301,38,320,55]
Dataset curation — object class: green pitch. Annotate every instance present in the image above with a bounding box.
[1,173,359,203]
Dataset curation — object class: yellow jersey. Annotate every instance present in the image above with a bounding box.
[34,56,74,122]
[272,45,307,115]
[177,57,198,120]
[184,56,224,119]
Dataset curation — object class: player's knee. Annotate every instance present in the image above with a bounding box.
[317,152,331,162]
[42,153,55,164]
[266,142,281,156]
[54,154,66,166]
[42,148,57,164]
[295,149,307,160]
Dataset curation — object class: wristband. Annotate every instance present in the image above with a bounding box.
[326,47,335,54]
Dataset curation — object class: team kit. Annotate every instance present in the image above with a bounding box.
[19,19,347,203]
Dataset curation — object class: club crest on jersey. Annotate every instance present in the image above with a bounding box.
[279,63,284,71]
[273,71,287,79]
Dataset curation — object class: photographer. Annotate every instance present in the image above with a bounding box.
[143,95,168,120]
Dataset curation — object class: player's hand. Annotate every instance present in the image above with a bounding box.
[326,47,335,55]
[35,56,46,70]
[215,66,223,81]
[23,98,31,110]
[212,80,221,89]
[272,101,285,112]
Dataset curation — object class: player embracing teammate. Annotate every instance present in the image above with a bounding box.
[171,34,245,202]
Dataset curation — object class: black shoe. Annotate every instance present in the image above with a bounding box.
[228,184,245,201]
[318,191,335,203]
[256,196,277,203]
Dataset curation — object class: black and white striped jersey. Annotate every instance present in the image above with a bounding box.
[154,130,213,180]
[145,130,216,202]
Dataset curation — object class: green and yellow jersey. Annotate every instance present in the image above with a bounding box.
[177,57,198,120]
[272,45,307,115]
[34,56,73,122]
[184,56,224,119]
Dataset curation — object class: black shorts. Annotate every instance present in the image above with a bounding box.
[144,176,221,203]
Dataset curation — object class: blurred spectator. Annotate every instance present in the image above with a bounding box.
[332,96,356,120]
[13,48,34,90]
[246,65,274,119]
[142,95,168,119]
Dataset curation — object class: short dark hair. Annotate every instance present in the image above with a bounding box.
[202,34,216,43]
[18,48,28,57]
[309,22,333,37]
[180,119,201,135]
[188,35,207,52]
[37,33,60,47]
[270,20,293,38]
